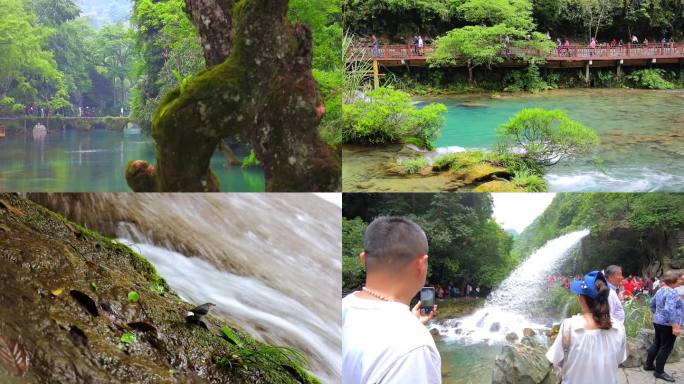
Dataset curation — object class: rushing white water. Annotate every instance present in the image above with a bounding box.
[434,229,590,344]
[547,168,684,192]
[119,240,339,382]
[32,193,341,383]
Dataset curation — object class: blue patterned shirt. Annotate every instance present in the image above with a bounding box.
[650,286,683,326]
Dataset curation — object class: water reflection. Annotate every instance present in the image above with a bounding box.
[0,125,265,191]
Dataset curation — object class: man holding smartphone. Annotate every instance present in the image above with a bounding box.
[342,216,441,384]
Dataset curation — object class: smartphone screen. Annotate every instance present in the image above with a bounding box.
[420,287,435,315]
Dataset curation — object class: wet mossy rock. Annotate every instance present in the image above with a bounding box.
[454,164,512,185]
[125,0,340,192]
[474,180,526,192]
[0,194,317,384]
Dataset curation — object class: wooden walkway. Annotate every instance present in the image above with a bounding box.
[353,43,684,68]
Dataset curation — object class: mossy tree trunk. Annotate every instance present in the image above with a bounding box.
[126,0,340,192]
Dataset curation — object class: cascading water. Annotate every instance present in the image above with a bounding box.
[28,193,341,383]
[435,229,590,344]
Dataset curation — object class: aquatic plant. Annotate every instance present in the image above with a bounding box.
[432,150,487,172]
[397,157,429,174]
[512,170,548,192]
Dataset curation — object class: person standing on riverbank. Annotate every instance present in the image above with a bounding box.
[371,34,380,57]
[605,265,625,322]
[546,270,627,383]
[644,270,683,382]
[342,216,440,384]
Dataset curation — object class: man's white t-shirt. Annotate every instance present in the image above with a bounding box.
[607,284,625,322]
[546,315,627,384]
[342,292,441,384]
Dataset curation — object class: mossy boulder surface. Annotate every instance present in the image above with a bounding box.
[0,193,317,384]
[474,180,525,192]
[454,164,512,185]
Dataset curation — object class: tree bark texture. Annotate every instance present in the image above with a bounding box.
[126,0,340,192]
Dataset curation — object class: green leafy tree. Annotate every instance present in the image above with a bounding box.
[92,23,136,115]
[30,0,80,26]
[456,0,534,30]
[497,108,600,167]
[429,24,513,85]
[342,217,367,291]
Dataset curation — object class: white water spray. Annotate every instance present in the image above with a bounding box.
[435,229,590,344]
[32,193,341,383]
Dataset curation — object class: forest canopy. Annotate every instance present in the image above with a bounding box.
[342,193,516,292]
[343,0,684,42]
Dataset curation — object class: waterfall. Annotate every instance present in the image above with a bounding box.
[435,229,590,344]
[29,193,341,383]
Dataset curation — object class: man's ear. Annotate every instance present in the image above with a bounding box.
[359,251,366,266]
[418,254,428,273]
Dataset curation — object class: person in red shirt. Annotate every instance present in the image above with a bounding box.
[622,277,634,297]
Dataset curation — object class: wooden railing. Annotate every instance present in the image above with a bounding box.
[351,43,684,62]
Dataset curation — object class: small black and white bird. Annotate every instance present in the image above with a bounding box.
[186,303,216,325]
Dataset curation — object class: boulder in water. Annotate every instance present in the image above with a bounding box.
[506,332,519,343]
[490,322,501,332]
[523,328,536,338]
[491,343,556,384]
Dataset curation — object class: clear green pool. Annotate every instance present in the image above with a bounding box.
[0,126,265,191]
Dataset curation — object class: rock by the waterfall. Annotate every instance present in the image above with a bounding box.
[524,328,536,337]
[521,336,539,347]
[490,322,501,332]
[632,328,684,365]
[491,343,556,384]
[506,332,519,343]
[621,337,642,368]
[429,327,440,340]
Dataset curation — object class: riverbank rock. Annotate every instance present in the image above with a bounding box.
[491,343,556,384]
[455,164,512,185]
[473,180,525,192]
[524,328,536,338]
[626,328,684,367]
[0,194,315,384]
[506,333,519,343]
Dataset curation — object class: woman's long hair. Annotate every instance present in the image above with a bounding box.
[582,278,612,330]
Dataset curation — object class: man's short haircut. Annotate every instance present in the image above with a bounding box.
[662,270,680,285]
[363,216,428,273]
[605,265,622,277]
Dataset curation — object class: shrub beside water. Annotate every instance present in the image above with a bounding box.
[627,69,675,90]
[342,87,447,150]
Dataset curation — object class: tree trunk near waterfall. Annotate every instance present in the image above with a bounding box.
[125,0,340,192]
[0,193,317,383]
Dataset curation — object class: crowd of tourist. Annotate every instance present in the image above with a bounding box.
[547,266,684,382]
[426,283,481,299]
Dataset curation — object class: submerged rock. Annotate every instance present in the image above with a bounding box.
[0,194,315,384]
[505,332,519,343]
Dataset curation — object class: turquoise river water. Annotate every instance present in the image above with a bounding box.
[0,125,264,191]
[424,88,684,192]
